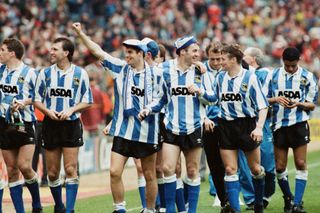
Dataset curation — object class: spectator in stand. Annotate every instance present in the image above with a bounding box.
[81,74,106,171]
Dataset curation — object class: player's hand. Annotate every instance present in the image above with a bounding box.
[276,96,291,107]
[250,127,263,143]
[188,84,201,95]
[193,61,206,74]
[138,108,151,121]
[47,110,60,121]
[57,108,74,121]
[103,121,112,135]
[285,100,299,108]
[72,22,83,34]
[204,118,215,133]
[11,99,25,112]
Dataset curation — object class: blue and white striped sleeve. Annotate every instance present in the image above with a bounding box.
[27,68,37,100]
[79,69,93,104]
[33,69,46,103]
[305,73,319,104]
[148,74,168,113]
[250,74,269,111]
[101,54,126,79]
[198,72,218,105]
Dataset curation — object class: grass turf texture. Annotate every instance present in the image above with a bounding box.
[36,149,320,213]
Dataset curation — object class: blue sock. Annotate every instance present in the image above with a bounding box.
[138,177,146,208]
[25,176,42,209]
[208,173,216,197]
[183,181,188,205]
[185,177,200,213]
[176,179,186,212]
[158,178,166,208]
[66,178,79,212]
[225,175,240,212]
[156,193,160,208]
[294,170,308,205]
[276,169,293,198]
[164,175,177,213]
[50,184,64,210]
[9,182,25,213]
[252,175,265,206]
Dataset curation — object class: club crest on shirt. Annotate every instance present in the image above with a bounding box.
[241,83,248,92]
[73,77,80,86]
[194,75,201,84]
[18,76,24,84]
[300,78,307,86]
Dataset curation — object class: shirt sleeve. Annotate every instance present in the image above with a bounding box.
[198,72,218,105]
[249,74,269,111]
[33,69,46,103]
[79,69,93,104]
[100,54,126,79]
[305,73,319,104]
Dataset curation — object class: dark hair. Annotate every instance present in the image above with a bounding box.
[282,47,300,61]
[158,44,166,62]
[123,44,145,57]
[2,38,25,59]
[53,37,75,62]
[221,44,244,64]
[205,41,223,56]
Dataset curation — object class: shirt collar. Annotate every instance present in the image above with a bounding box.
[280,66,301,77]
[173,58,195,74]
[54,63,74,75]
[6,62,24,73]
[226,66,244,80]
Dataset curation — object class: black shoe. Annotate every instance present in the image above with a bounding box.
[283,196,294,213]
[292,203,306,213]
[263,198,269,209]
[139,208,145,213]
[221,202,233,213]
[54,206,66,213]
[32,208,43,213]
[254,204,264,213]
[245,202,255,211]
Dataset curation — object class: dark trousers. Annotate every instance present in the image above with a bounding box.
[203,126,227,206]
[32,121,48,182]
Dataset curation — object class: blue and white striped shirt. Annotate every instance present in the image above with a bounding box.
[206,67,269,121]
[101,54,162,144]
[151,59,213,135]
[34,64,93,120]
[0,63,37,122]
[267,66,318,131]
[204,60,220,121]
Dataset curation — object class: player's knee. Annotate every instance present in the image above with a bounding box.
[156,164,163,176]
[224,166,237,176]
[143,170,156,182]
[275,160,286,171]
[110,167,122,180]
[64,164,77,177]
[295,158,306,170]
[6,167,20,182]
[18,163,33,177]
[47,170,60,181]
[162,163,175,176]
[250,164,263,176]
[186,167,198,179]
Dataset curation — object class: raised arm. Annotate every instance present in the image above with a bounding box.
[72,23,108,61]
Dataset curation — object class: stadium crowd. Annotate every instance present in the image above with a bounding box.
[1,0,320,79]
